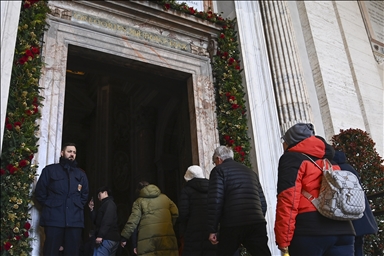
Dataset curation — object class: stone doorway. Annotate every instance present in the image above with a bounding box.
[33,2,221,253]
[63,44,193,246]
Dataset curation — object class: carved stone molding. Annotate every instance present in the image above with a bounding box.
[207,38,218,60]
[49,6,72,20]
[374,53,384,65]
[190,44,209,57]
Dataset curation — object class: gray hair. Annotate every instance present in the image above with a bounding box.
[212,146,234,162]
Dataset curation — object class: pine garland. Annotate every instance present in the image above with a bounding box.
[332,128,384,256]
[0,1,49,255]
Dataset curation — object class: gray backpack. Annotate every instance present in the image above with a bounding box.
[301,154,365,221]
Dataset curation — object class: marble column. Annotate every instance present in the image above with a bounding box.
[0,1,22,154]
[260,0,313,132]
[234,2,282,255]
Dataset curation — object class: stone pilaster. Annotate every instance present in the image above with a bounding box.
[234,2,282,255]
[0,1,22,154]
[260,0,313,133]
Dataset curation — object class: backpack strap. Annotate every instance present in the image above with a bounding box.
[301,153,322,202]
[302,153,322,171]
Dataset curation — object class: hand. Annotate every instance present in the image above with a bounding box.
[209,233,219,245]
[133,248,137,254]
[88,198,94,211]
[95,237,102,244]
[120,241,126,248]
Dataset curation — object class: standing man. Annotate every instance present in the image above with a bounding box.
[35,142,89,256]
[88,186,120,256]
[207,146,271,256]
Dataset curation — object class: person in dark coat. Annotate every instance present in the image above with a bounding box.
[88,186,120,256]
[35,142,89,256]
[333,150,379,256]
[207,146,271,256]
[178,165,217,256]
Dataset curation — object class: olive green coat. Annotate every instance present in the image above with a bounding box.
[121,184,179,256]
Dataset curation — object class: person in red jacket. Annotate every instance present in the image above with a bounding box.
[275,123,355,256]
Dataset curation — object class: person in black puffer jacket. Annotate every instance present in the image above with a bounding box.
[178,165,217,256]
[89,186,120,256]
[207,146,271,256]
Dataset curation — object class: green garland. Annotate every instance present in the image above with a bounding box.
[0,0,49,255]
[1,0,251,254]
[159,0,252,167]
[332,129,384,255]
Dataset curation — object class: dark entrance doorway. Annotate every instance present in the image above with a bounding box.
[62,45,194,253]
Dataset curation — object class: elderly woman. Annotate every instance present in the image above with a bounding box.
[178,165,217,256]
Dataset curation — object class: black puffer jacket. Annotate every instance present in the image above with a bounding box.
[91,196,120,241]
[207,158,266,233]
[178,178,217,255]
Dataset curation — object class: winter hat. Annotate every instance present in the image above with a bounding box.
[184,165,205,181]
[282,123,315,146]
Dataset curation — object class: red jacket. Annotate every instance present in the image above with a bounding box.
[274,136,355,248]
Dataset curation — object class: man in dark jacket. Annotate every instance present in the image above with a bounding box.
[89,186,120,256]
[333,150,378,256]
[207,146,271,256]
[35,142,89,256]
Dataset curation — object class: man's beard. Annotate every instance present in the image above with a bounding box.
[60,156,77,167]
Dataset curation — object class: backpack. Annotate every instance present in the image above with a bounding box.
[301,154,365,221]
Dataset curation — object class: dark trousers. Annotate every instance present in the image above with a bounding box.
[354,236,364,256]
[43,226,82,256]
[217,223,271,256]
[289,235,354,256]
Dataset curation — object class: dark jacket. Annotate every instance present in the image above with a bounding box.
[275,136,355,248]
[91,196,120,241]
[207,158,267,234]
[178,178,217,255]
[35,157,89,227]
[333,150,379,236]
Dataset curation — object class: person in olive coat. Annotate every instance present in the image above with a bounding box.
[120,181,179,256]
[35,142,89,256]
[178,165,217,256]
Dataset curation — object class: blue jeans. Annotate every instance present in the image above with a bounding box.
[289,235,354,256]
[93,240,119,256]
